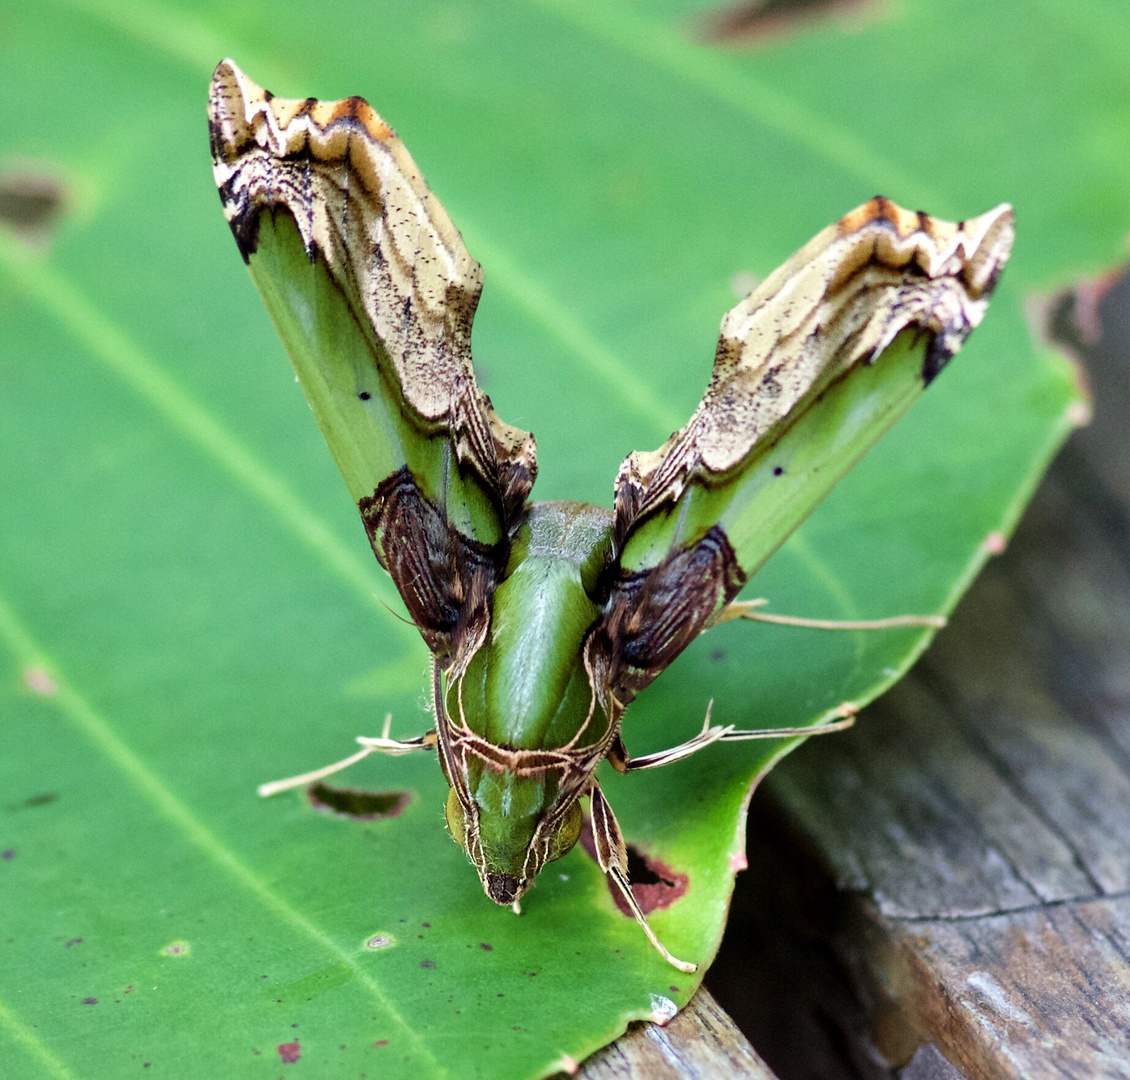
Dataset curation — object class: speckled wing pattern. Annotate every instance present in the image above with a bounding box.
[212,61,1018,972]
[613,198,1015,547]
[208,59,536,520]
[589,198,1014,712]
[208,60,536,672]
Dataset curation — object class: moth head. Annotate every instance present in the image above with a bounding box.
[444,772,584,905]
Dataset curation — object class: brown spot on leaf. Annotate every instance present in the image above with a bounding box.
[705,0,881,46]
[65,938,82,947]
[0,167,66,245]
[1033,266,1110,430]
[1043,263,1124,348]
[81,997,97,1005]
[1,850,14,861]
[373,1039,389,1047]
[307,782,410,820]
[278,1039,300,1064]
[579,819,689,914]
[7,791,58,810]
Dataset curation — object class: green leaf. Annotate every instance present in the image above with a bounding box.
[0,1,1103,1078]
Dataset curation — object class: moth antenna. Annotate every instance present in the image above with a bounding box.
[379,600,420,628]
[437,662,466,735]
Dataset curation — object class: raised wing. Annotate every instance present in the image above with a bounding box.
[208,60,536,672]
[588,197,1014,708]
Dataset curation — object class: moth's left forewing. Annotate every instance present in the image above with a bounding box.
[592,198,1014,704]
[209,60,536,670]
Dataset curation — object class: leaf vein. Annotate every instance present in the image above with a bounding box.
[0,590,444,1074]
[45,0,695,445]
[466,230,684,435]
[524,0,945,213]
[0,997,81,1080]
[0,229,415,644]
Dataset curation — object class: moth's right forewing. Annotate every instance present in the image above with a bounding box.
[595,198,1014,703]
[614,200,1015,551]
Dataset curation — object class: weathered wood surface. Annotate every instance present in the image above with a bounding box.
[577,986,777,1079]
[707,275,1130,1079]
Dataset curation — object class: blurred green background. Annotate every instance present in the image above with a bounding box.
[0,1,1118,1077]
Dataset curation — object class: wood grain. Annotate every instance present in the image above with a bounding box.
[705,270,1130,1079]
[577,987,778,1079]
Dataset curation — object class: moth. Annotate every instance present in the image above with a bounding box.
[208,59,1013,972]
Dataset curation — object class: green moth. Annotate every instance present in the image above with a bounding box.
[208,59,1013,972]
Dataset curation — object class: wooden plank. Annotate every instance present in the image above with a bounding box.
[706,273,1130,1078]
[577,987,778,1079]
[873,898,1130,1079]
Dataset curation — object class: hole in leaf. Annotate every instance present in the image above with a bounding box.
[0,167,66,245]
[1032,265,1122,430]
[307,782,410,820]
[625,845,674,888]
[705,0,880,45]
[1030,262,1130,529]
[578,817,689,915]
[1040,261,1125,354]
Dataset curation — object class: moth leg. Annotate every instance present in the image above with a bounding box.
[712,713,857,744]
[620,701,856,773]
[588,781,697,974]
[257,713,436,797]
[611,701,731,773]
[713,598,946,631]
